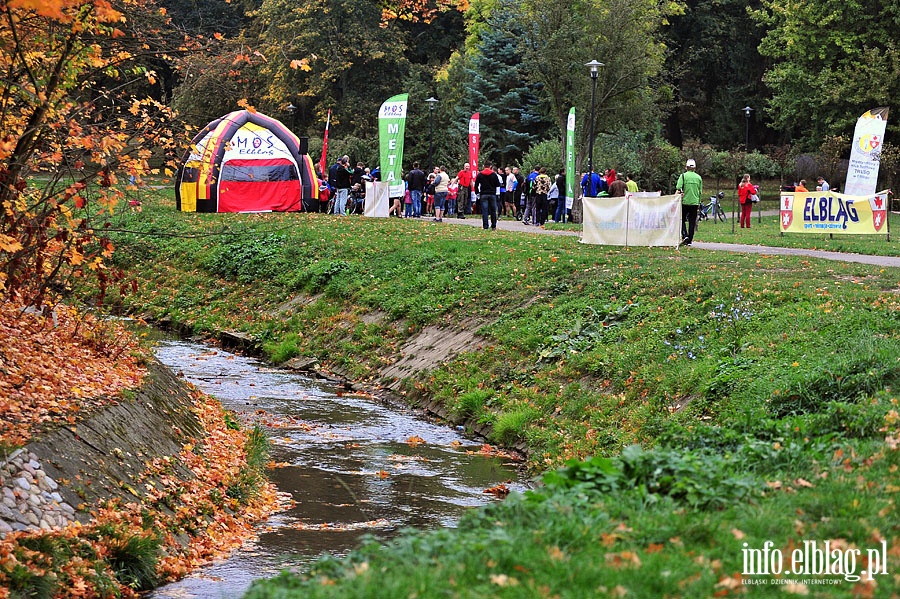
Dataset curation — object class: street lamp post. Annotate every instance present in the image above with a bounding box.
[742,106,753,152]
[426,97,438,171]
[585,60,604,177]
[287,103,298,134]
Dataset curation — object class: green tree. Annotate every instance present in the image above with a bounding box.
[453,0,551,166]
[664,0,766,149]
[753,0,900,148]
[522,139,563,173]
[520,0,681,167]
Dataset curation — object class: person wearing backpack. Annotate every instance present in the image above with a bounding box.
[432,166,449,222]
[522,166,540,225]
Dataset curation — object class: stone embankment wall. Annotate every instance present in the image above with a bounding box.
[0,360,203,537]
[0,449,74,534]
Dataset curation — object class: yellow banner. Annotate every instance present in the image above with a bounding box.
[780,191,889,235]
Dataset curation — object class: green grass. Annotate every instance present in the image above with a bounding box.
[226,426,270,504]
[5,527,161,596]
[98,186,900,597]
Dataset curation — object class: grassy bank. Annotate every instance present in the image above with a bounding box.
[105,189,900,596]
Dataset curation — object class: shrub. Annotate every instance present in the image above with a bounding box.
[521,139,563,174]
[595,129,644,177]
[543,445,757,509]
[203,233,287,284]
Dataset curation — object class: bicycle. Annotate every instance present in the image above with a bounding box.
[698,191,727,223]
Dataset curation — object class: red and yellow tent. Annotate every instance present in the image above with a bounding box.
[176,110,318,213]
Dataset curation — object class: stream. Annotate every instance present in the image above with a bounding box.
[150,340,526,598]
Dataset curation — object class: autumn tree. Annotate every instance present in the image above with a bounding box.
[0,0,188,307]
[171,36,271,126]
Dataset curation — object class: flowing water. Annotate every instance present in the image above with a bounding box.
[150,340,526,598]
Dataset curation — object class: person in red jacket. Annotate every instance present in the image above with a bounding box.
[738,173,755,228]
[456,162,473,218]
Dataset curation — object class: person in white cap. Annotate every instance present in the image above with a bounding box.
[676,158,703,246]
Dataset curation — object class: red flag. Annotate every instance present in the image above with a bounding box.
[468,113,480,189]
[318,109,331,178]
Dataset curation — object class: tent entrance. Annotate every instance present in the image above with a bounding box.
[218,158,301,213]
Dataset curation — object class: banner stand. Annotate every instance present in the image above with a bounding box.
[364,182,390,217]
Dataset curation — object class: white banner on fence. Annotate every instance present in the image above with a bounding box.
[582,197,628,245]
[581,194,681,246]
[364,181,390,217]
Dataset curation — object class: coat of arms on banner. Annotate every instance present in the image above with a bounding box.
[780,195,793,228]
[870,194,888,231]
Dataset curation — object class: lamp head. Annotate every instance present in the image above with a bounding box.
[426,97,438,111]
[585,60,604,78]
[742,106,753,118]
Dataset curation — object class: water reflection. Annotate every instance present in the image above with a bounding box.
[151,341,524,598]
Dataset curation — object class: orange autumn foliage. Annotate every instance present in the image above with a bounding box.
[0,299,146,446]
[0,0,187,307]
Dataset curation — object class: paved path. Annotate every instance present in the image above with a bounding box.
[438,213,900,268]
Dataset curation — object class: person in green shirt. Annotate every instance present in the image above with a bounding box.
[676,159,703,246]
[625,174,639,193]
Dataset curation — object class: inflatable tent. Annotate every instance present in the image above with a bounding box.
[175,110,319,213]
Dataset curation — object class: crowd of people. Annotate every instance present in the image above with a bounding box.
[318,154,829,248]
[316,156,577,228]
